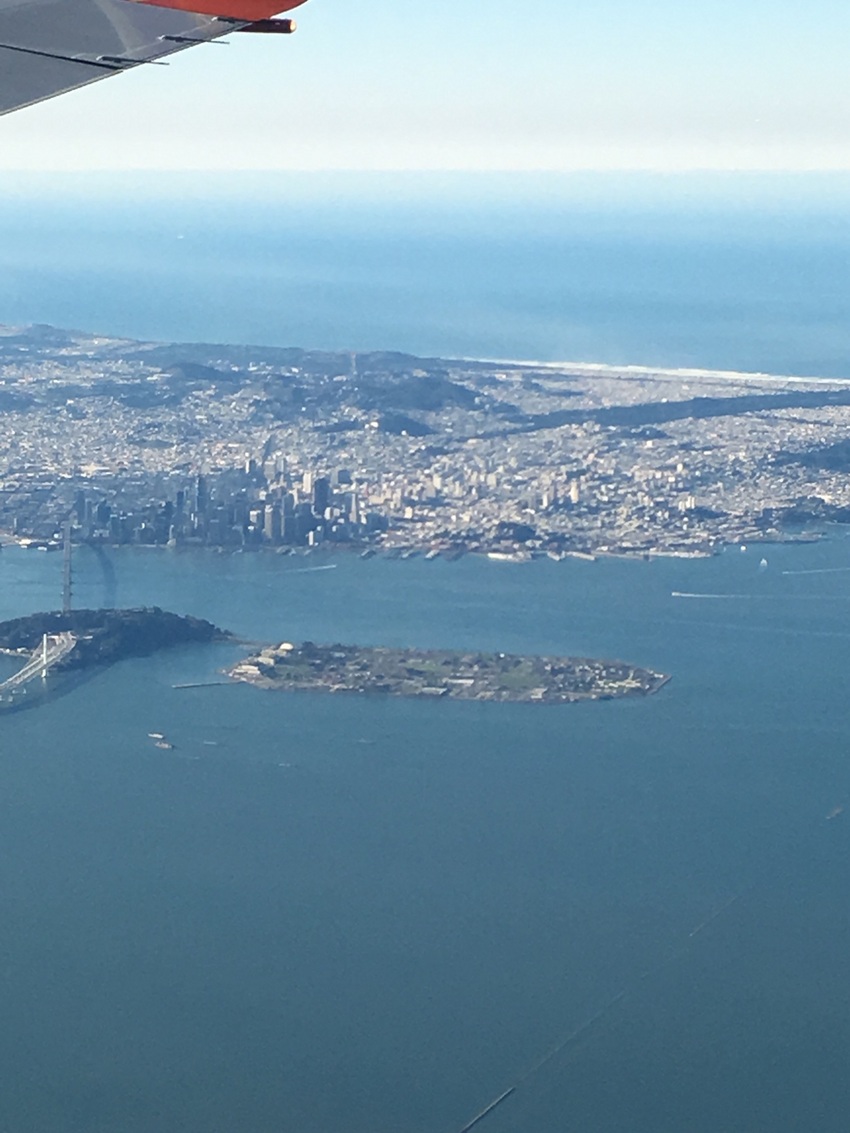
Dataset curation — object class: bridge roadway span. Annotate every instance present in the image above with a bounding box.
[0,632,76,695]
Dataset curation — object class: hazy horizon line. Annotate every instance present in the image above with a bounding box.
[5,168,850,207]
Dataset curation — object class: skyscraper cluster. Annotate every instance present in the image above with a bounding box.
[69,463,386,549]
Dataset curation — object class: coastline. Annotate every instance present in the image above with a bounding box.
[0,528,829,564]
[475,358,850,388]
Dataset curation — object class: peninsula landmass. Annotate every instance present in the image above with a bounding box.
[229,640,669,704]
[3,324,850,562]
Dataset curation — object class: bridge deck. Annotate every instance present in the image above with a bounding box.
[0,632,76,693]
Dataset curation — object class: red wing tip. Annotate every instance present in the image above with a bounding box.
[132,0,308,19]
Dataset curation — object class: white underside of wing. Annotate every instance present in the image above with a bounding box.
[0,0,242,116]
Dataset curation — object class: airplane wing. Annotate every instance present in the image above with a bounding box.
[0,0,306,118]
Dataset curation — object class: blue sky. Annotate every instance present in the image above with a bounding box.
[0,0,849,171]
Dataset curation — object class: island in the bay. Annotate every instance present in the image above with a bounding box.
[0,607,225,674]
[229,640,669,704]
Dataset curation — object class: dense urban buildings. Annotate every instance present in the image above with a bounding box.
[3,323,850,558]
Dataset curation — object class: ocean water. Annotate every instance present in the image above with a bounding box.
[1,542,850,1131]
[2,172,850,374]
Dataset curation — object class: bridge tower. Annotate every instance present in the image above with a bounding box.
[62,521,72,616]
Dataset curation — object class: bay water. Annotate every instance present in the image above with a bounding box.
[1,541,850,1131]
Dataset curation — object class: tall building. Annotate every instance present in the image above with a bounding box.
[313,476,330,516]
[264,504,282,544]
[194,474,208,517]
[294,502,315,544]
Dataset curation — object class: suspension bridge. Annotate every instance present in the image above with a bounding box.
[0,631,77,704]
[0,521,77,705]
